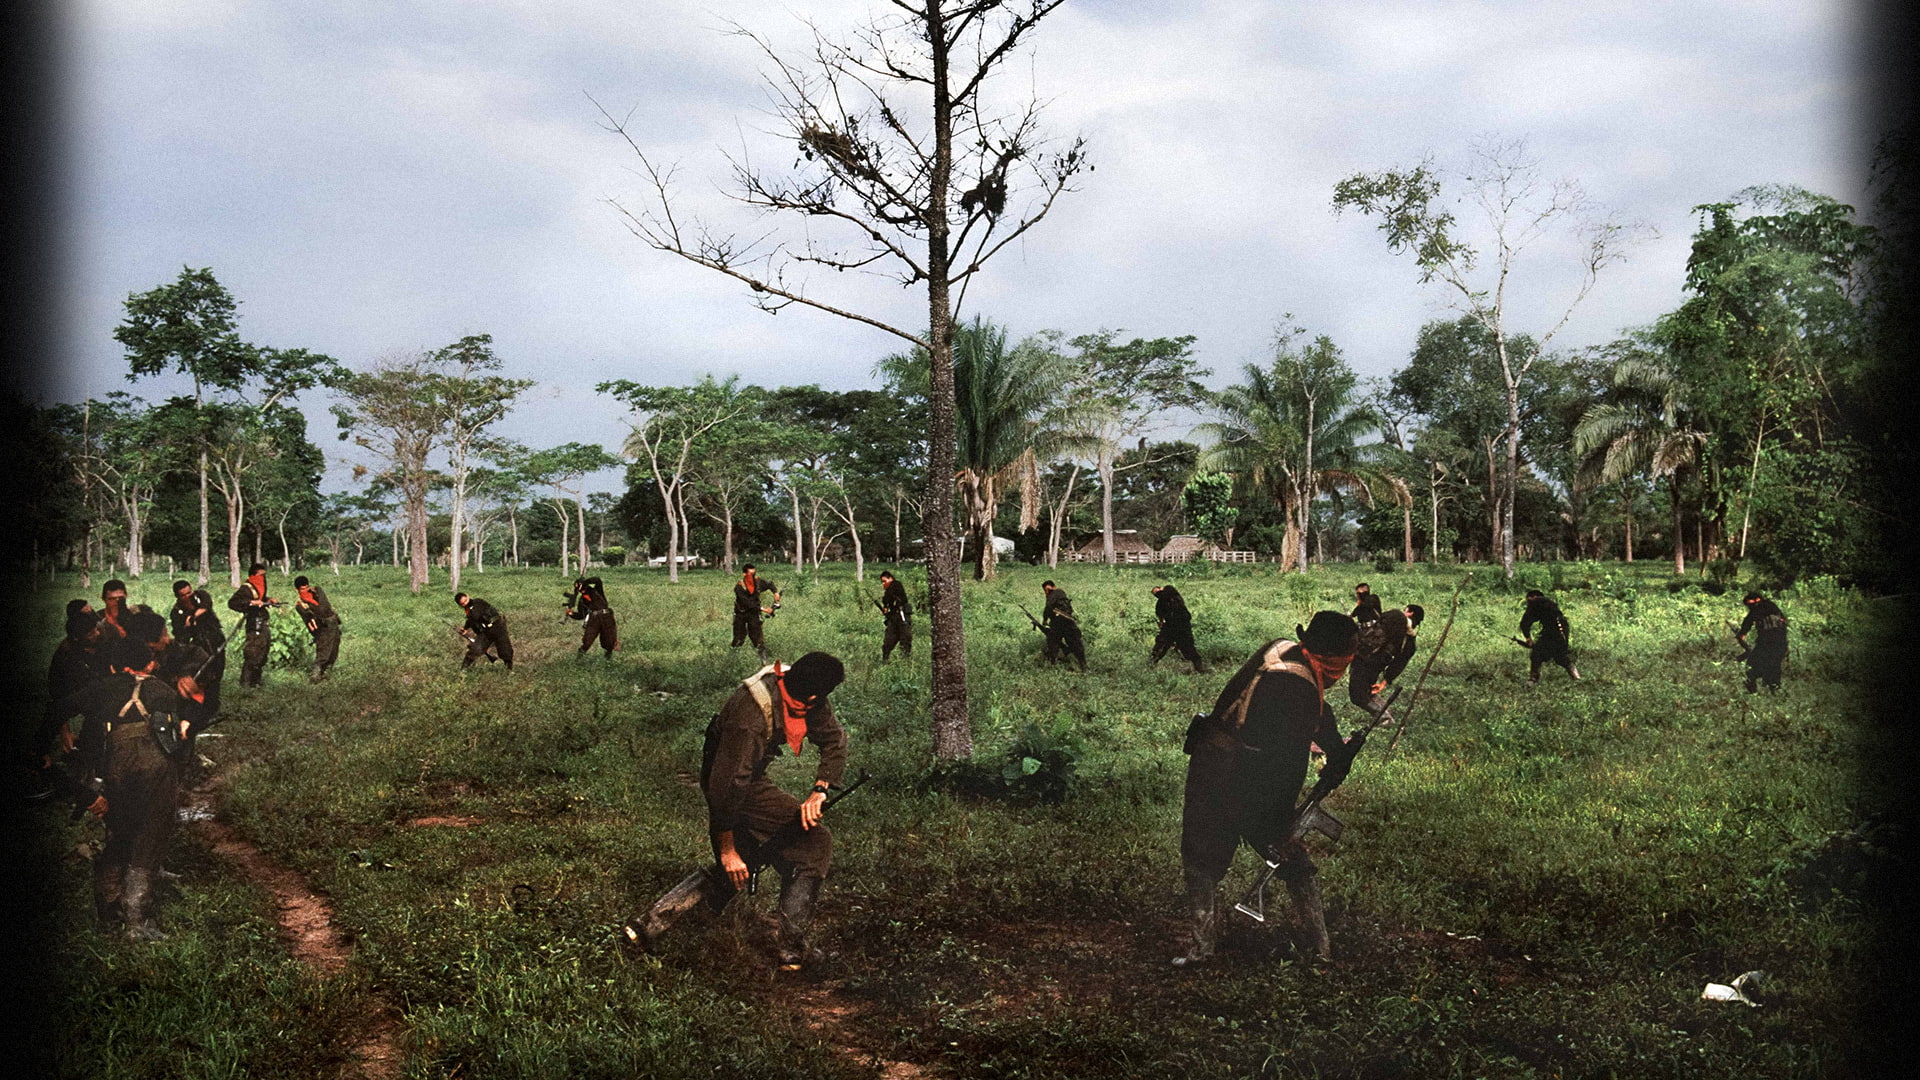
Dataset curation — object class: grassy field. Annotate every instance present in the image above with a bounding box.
[8,559,1903,1078]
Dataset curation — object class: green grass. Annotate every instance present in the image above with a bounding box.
[9,559,1894,1078]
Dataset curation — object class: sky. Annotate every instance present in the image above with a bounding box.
[34,0,1876,496]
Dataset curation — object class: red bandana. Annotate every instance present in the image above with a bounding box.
[774,663,809,755]
[743,569,757,596]
[248,573,268,602]
[298,585,318,607]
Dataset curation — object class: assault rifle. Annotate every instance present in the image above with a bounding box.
[1505,635,1531,648]
[445,620,500,663]
[746,768,871,895]
[1016,603,1044,632]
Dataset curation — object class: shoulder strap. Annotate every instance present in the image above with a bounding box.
[742,665,779,739]
[118,674,152,719]
[1225,639,1313,731]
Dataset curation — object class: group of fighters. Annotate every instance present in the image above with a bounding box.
[36,559,1793,969]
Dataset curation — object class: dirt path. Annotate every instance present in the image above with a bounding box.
[791,983,934,1079]
[184,783,405,1080]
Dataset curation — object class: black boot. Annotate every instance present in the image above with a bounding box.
[93,861,123,930]
[122,867,167,942]
[623,867,717,952]
[776,874,824,971]
[1171,873,1218,967]
[1286,873,1330,961]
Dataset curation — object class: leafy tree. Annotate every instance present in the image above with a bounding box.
[1335,137,1647,576]
[601,1,1087,761]
[947,318,1092,579]
[599,376,752,582]
[1665,186,1877,578]
[333,354,443,592]
[1061,331,1208,562]
[433,334,533,592]
[522,442,620,575]
[1199,324,1375,571]
[1181,471,1238,546]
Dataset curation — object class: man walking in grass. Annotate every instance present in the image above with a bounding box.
[731,563,779,663]
[227,563,277,687]
[1519,589,1580,684]
[292,575,342,682]
[878,570,913,661]
[1040,580,1086,670]
[1350,581,1382,625]
[455,592,514,670]
[170,580,225,713]
[1150,584,1205,673]
[565,574,618,659]
[1735,591,1788,693]
[626,652,850,971]
[1175,611,1364,966]
[1348,603,1421,715]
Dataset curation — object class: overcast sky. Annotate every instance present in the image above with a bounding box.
[38,0,1875,495]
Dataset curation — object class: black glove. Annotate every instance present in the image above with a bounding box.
[1318,729,1368,792]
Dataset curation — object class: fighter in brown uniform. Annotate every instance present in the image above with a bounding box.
[1175,611,1364,965]
[292,575,342,682]
[565,575,618,659]
[626,652,849,970]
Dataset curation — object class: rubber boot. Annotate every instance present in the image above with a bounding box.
[624,867,716,952]
[122,867,167,942]
[776,874,824,971]
[1287,873,1330,961]
[1171,874,1218,967]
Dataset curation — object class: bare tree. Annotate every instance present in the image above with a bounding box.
[599,1,1085,760]
[434,335,532,593]
[600,376,751,583]
[1334,136,1649,577]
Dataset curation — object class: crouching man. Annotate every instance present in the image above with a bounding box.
[627,651,849,971]
[1175,611,1364,966]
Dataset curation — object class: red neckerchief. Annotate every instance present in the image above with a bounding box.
[248,573,268,603]
[298,585,318,607]
[773,662,809,755]
[742,569,758,596]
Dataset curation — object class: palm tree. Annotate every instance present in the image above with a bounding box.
[1198,333,1377,571]
[951,318,1094,579]
[1572,356,1708,574]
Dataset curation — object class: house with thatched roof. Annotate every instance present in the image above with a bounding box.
[1069,530,1156,563]
[1156,534,1219,562]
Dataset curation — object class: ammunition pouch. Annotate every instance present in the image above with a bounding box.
[1182,713,1245,756]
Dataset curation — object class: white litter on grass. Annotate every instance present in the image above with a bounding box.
[177,806,215,822]
[1701,970,1765,1006]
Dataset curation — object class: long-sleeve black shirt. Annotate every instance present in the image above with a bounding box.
[1520,597,1570,645]
[1738,598,1788,651]
[1155,587,1192,631]
[462,598,506,635]
[567,577,611,616]
[1042,587,1075,627]
[881,579,912,622]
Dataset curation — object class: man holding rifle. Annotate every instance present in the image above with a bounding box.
[1175,611,1364,966]
[454,592,514,670]
[226,562,279,687]
[626,651,851,971]
[878,570,913,661]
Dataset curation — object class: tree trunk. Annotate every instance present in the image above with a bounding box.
[450,470,467,594]
[578,493,591,571]
[225,488,244,585]
[1670,475,1685,575]
[923,4,970,761]
[408,483,430,592]
[198,445,210,587]
[1401,489,1414,563]
[790,483,805,574]
[1099,446,1115,564]
[1623,480,1635,563]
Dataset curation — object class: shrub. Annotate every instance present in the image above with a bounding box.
[1000,712,1082,803]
